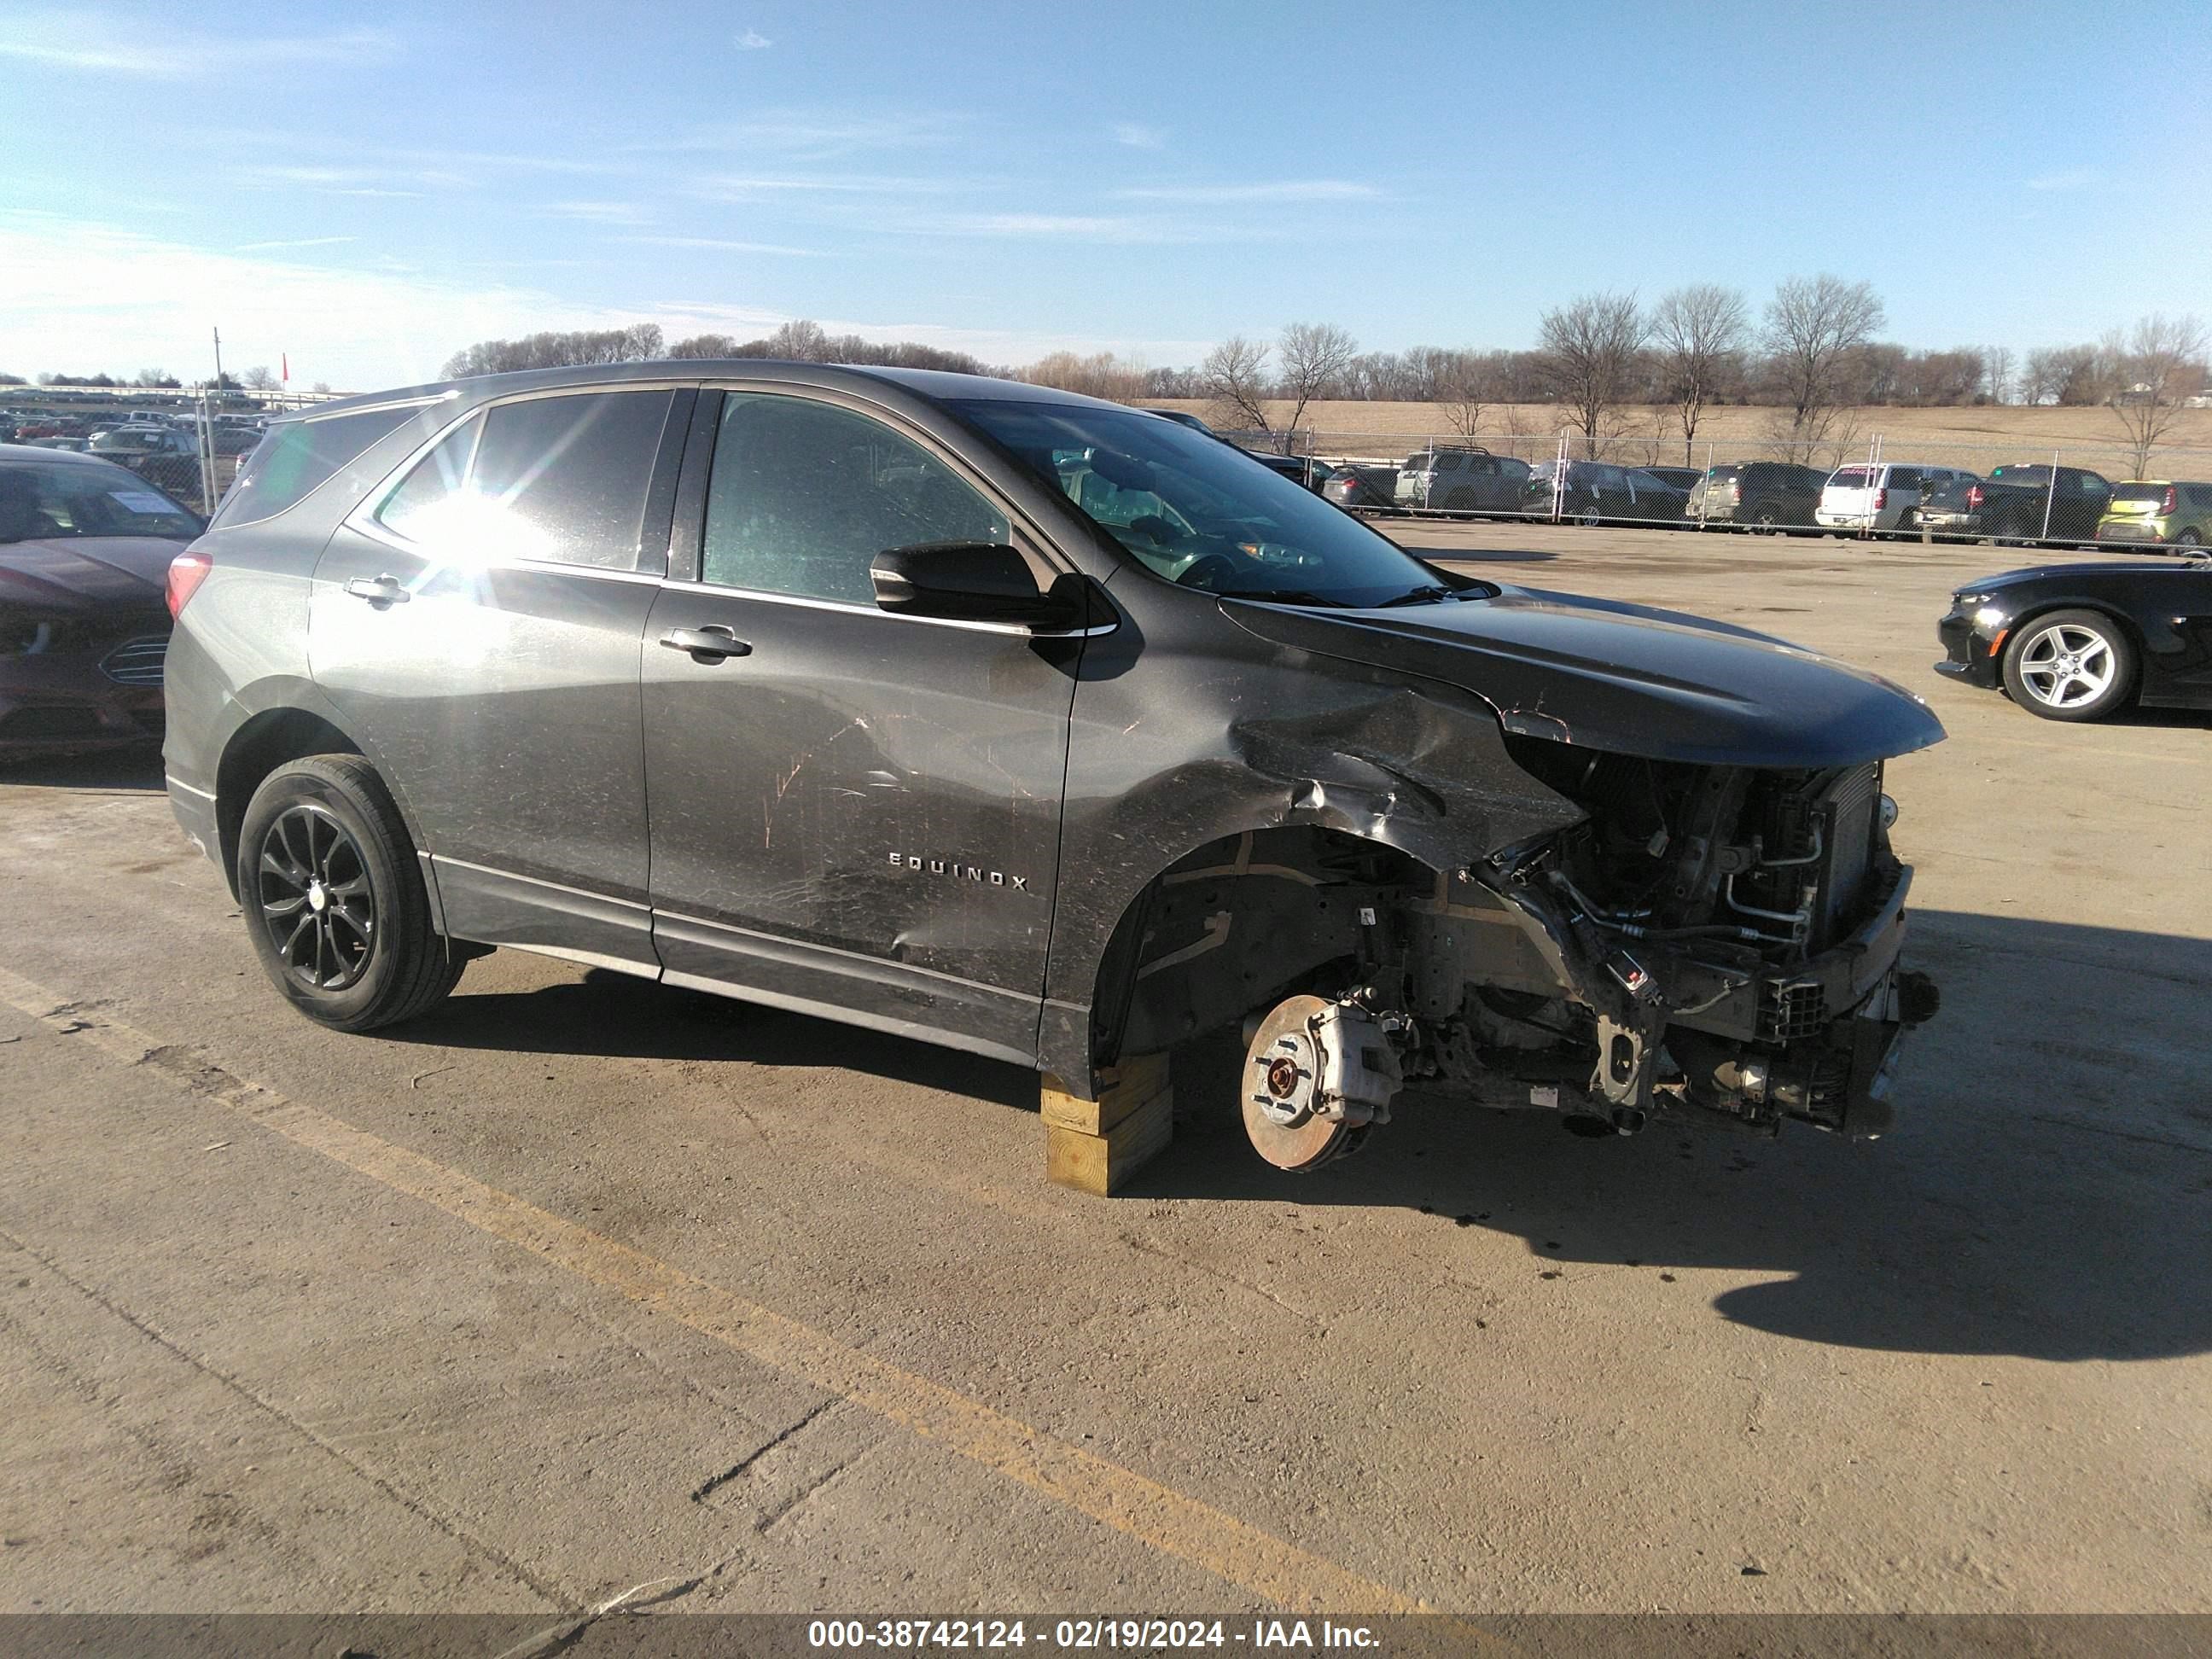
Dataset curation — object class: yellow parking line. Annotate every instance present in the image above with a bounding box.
[0,966,1501,1634]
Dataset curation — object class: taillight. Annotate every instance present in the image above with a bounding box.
[1728,480,1742,503]
[1874,488,1888,510]
[1966,486,1984,509]
[2162,486,2177,515]
[166,550,213,619]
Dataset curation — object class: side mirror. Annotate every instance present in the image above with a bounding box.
[869,541,1087,631]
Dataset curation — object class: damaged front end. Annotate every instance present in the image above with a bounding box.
[1223,743,1941,1169]
[1398,740,1941,1141]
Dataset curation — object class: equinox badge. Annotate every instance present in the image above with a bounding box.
[889,851,1029,891]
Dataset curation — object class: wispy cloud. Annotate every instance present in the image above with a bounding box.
[540,201,651,225]
[687,172,975,201]
[232,163,466,195]
[1114,180,1380,203]
[2028,166,2102,192]
[878,211,1229,245]
[1112,123,1167,151]
[640,110,969,161]
[735,28,772,49]
[236,236,358,252]
[0,15,396,77]
[621,235,823,257]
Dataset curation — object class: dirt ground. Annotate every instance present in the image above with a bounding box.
[1145,399,2212,475]
[1,523,2207,1623]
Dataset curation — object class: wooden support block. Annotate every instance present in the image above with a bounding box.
[1045,1086,1173,1196]
[1039,1051,1171,1137]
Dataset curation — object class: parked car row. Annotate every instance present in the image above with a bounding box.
[1320,439,2209,549]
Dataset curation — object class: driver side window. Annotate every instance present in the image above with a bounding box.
[701,394,1010,603]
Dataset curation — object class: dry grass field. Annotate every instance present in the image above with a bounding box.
[1145,398,2212,476]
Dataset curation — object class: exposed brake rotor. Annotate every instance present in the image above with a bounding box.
[1241,993,1359,1172]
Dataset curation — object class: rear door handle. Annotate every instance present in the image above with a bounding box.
[660,625,752,661]
[343,573,410,605]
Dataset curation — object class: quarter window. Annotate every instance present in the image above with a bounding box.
[374,414,481,542]
[455,391,676,570]
[700,393,1010,603]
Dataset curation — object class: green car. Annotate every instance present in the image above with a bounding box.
[2095,480,2212,547]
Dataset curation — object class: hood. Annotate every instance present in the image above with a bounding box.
[1966,559,2201,591]
[1223,584,1945,768]
[0,535,183,614]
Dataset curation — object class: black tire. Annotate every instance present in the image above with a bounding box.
[1750,501,1783,534]
[1999,609,2137,723]
[236,754,467,1031]
[2177,528,2202,547]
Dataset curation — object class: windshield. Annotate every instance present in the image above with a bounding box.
[949,398,1453,606]
[0,460,201,542]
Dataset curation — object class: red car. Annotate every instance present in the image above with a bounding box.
[0,445,204,762]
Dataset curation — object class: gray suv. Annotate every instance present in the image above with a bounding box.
[163,363,1941,1170]
[1394,446,1530,513]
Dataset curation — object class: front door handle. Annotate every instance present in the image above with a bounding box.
[343,573,410,605]
[660,625,752,661]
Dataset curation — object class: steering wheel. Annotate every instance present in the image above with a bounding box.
[1126,513,1180,546]
[1173,552,1244,591]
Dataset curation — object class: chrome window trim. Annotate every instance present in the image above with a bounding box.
[655,577,1115,637]
[342,386,681,579]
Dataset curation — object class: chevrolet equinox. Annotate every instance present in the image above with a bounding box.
[164,363,1943,1170]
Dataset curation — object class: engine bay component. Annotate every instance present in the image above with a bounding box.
[1241,992,1406,1171]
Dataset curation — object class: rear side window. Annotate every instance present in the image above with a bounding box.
[465,391,675,570]
[374,414,483,542]
[701,393,1010,604]
[1887,467,1923,490]
[211,405,418,528]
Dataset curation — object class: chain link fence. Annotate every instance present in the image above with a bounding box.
[3,387,341,515]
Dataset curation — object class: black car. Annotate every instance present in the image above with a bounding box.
[1686,462,1831,533]
[1935,550,2212,721]
[1243,451,1335,493]
[1639,466,1704,493]
[1912,465,2112,545]
[163,363,1942,1173]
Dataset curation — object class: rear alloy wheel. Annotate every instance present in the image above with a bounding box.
[236,754,468,1030]
[1751,503,1783,534]
[2178,528,2202,547]
[1577,504,1603,527]
[2000,610,2135,723]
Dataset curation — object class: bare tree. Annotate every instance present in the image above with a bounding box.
[441,325,665,378]
[666,333,745,358]
[1020,351,1149,401]
[1273,323,1357,455]
[1650,284,1747,464]
[238,364,278,391]
[1439,352,1491,440]
[2103,313,2209,479]
[1534,292,1647,458]
[763,319,830,360]
[1982,345,2014,405]
[1761,275,1884,462]
[1199,336,1273,439]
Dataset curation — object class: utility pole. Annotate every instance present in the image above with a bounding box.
[212,326,224,395]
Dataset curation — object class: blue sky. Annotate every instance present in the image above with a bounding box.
[3,0,2209,391]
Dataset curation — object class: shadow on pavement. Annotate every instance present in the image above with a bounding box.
[393,968,1039,1110]
[388,907,2209,1363]
[0,748,164,791]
